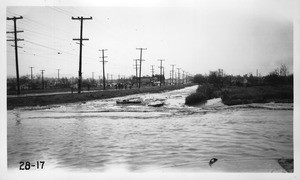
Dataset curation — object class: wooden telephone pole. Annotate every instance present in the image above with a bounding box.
[99,49,108,90]
[7,16,24,95]
[41,70,45,89]
[170,64,175,85]
[72,16,92,93]
[157,59,165,87]
[177,68,181,85]
[136,48,147,88]
[151,65,155,77]
[29,67,34,81]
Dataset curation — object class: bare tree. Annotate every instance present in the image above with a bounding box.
[279,64,288,76]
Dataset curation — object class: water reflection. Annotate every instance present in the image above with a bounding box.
[14,112,21,125]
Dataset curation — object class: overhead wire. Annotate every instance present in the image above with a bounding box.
[7,7,165,78]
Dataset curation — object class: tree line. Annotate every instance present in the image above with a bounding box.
[192,64,293,89]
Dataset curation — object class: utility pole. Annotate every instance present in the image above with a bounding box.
[92,72,94,80]
[136,48,147,88]
[133,59,139,87]
[177,68,181,85]
[186,72,188,84]
[170,64,175,85]
[29,67,34,90]
[133,59,139,77]
[57,69,60,81]
[158,59,165,87]
[175,72,177,85]
[7,16,24,95]
[163,67,165,86]
[72,16,92,93]
[182,70,185,84]
[99,49,108,90]
[41,70,45,90]
[150,65,155,86]
[98,75,101,86]
[151,65,155,77]
[29,67,34,81]
[169,70,172,85]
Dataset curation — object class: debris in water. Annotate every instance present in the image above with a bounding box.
[278,159,293,172]
[116,99,142,104]
[209,158,218,167]
[148,101,164,107]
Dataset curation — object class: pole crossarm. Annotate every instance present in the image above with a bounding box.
[7,39,24,41]
[73,38,89,41]
[7,16,23,20]
[7,30,24,33]
[11,45,23,48]
[72,16,92,20]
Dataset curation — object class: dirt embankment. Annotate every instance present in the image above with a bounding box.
[7,84,195,110]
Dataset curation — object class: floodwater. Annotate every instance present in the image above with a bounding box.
[7,86,293,172]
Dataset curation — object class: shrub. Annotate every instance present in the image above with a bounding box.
[185,92,207,105]
[196,83,216,98]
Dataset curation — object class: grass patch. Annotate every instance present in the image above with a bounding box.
[185,83,219,105]
[185,92,207,105]
[185,84,293,106]
[221,85,293,105]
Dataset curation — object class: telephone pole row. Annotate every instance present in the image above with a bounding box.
[7,16,24,95]
[72,16,92,93]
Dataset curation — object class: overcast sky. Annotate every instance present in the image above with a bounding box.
[6,0,293,79]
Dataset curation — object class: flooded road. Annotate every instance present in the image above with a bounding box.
[7,86,293,172]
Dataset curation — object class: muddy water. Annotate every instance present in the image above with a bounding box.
[7,86,293,172]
